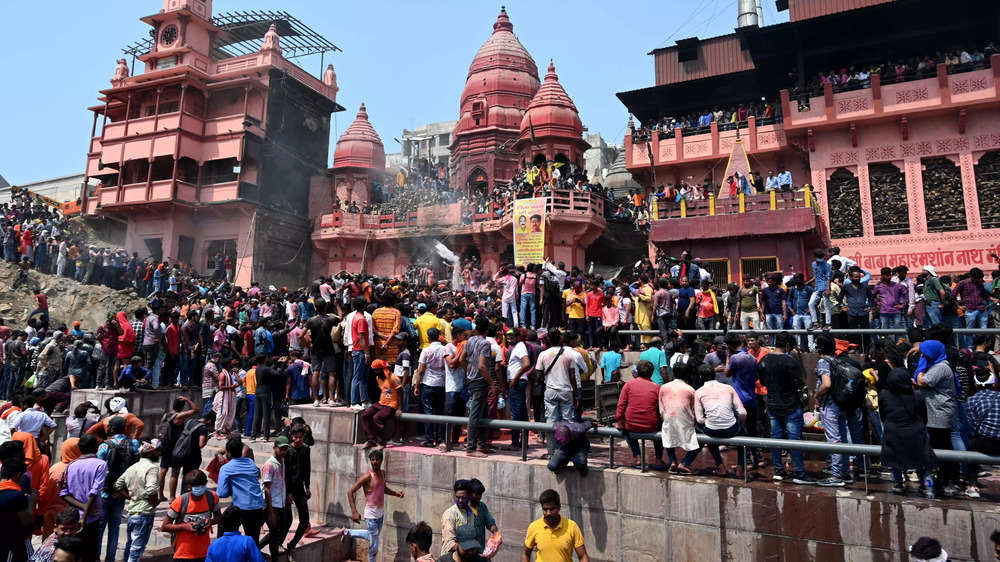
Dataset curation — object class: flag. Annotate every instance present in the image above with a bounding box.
[529,115,537,145]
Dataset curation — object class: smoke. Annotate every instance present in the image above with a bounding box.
[433,240,462,290]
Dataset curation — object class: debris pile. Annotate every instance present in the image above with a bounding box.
[0,261,147,332]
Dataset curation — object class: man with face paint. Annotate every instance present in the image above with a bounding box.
[440,480,475,557]
[162,470,221,562]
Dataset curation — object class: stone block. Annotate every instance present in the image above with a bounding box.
[668,521,721,561]
[720,482,779,535]
[901,501,973,560]
[326,468,358,522]
[308,470,329,526]
[385,449,423,485]
[777,487,843,543]
[384,482,418,525]
[293,407,332,443]
[418,488,455,527]
[328,443,359,477]
[491,460,534,501]
[458,455,493,490]
[493,497,536,543]
[307,442,329,473]
[844,545,902,562]
[621,515,668,562]
[972,505,1000,562]
[420,453,455,491]
[618,471,667,518]
[667,478,720,527]
[578,507,619,562]
[836,495,901,552]
[329,408,359,444]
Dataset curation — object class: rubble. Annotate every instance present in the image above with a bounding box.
[0,261,147,332]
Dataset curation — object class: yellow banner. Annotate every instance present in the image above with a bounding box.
[513,197,546,265]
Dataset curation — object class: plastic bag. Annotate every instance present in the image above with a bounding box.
[483,531,502,558]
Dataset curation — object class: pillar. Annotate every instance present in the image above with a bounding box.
[904,159,927,234]
[960,152,982,231]
[857,164,875,238]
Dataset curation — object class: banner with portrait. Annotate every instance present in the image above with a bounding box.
[513,197,547,265]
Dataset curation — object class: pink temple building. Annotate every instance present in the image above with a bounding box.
[309,8,604,278]
[82,0,343,286]
[619,0,1000,281]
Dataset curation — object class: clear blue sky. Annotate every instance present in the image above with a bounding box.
[0,0,787,185]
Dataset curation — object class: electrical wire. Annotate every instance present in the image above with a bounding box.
[650,0,721,50]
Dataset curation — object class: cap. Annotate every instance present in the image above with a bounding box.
[371,358,389,373]
[73,321,81,327]
[275,435,291,449]
[416,303,427,312]
[139,439,162,455]
[109,396,128,415]
[451,318,473,333]
[922,264,937,277]
[458,538,483,553]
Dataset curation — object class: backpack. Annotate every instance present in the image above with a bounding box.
[826,356,866,410]
[171,491,217,546]
[157,411,177,445]
[103,438,138,495]
[171,419,204,460]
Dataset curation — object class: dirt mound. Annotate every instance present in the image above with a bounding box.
[0,261,147,332]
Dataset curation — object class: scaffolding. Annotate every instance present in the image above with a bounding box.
[123,10,341,62]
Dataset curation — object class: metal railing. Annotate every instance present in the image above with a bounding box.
[396,412,1000,494]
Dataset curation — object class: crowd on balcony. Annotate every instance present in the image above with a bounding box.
[631,99,781,143]
[792,42,999,99]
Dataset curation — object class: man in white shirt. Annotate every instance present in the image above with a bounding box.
[506,330,533,449]
[827,246,857,273]
[442,319,471,448]
[414,327,447,447]
[533,330,581,454]
[777,166,793,192]
[765,171,780,192]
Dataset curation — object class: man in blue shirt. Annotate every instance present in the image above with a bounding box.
[765,170,780,192]
[217,436,267,545]
[808,249,833,329]
[761,276,787,337]
[206,507,264,562]
[724,333,762,467]
[600,345,623,383]
[788,275,813,351]
[639,339,669,384]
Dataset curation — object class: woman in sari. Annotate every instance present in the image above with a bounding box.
[115,310,136,386]
[39,438,81,538]
[213,359,239,438]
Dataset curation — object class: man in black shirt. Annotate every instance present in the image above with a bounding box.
[306,300,339,406]
[252,356,285,439]
[283,423,312,554]
[757,332,814,485]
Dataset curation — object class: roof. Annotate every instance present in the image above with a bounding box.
[0,173,8,189]
[332,103,386,171]
[124,10,340,61]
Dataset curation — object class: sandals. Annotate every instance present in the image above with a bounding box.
[675,464,693,475]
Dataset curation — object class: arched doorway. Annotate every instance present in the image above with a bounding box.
[532,153,547,167]
[554,153,569,166]
[467,167,488,195]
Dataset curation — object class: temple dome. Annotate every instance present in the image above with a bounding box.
[519,60,583,142]
[332,103,385,170]
[452,7,540,139]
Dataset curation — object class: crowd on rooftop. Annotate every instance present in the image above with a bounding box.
[792,42,999,99]
[631,99,781,142]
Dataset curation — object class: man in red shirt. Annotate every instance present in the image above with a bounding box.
[29,291,49,329]
[163,312,181,388]
[345,297,372,410]
[584,280,604,350]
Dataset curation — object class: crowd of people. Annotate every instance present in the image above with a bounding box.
[3,221,1000,560]
[630,99,781,142]
[793,42,999,98]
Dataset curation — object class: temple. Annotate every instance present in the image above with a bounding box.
[618,0,1000,280]
[309,7,605,278]
[81,0,343,287]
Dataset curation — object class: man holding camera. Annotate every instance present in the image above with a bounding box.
[162,470,222,562]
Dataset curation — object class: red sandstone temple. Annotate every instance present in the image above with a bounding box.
[81,0,343,287]
[82,3,606,283]
[619,0,1000,281]
[309,8,604,278]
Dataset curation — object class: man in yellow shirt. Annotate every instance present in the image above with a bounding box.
[562,281,586,339]
[522,489,589,562]
[413,303,444,349]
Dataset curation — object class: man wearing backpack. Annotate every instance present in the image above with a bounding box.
[171,408,213,497]
[96,416,140,562]
[813,334,866,487]
[114,439,162,562]
[162,470,222,562]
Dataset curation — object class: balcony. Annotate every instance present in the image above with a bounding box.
[627,118,788,170]
[650,190,826,243]
[782,59,998,130]
[314,189,606,239]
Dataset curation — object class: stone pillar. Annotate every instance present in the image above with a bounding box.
[857,164,875,238]
[960,151,982,231]
[905,159,927,234]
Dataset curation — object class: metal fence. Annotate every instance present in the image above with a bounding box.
[396,412,1000,494]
